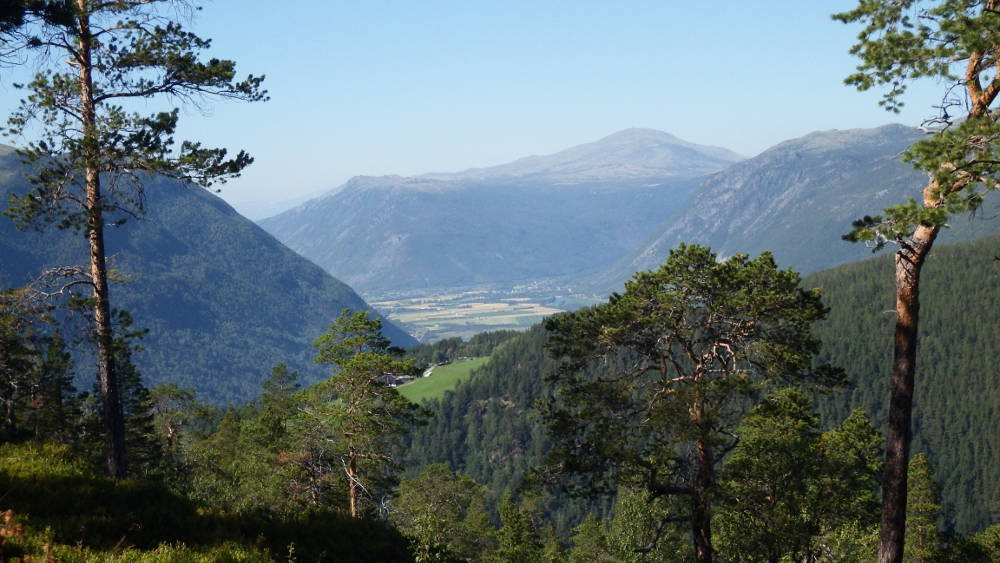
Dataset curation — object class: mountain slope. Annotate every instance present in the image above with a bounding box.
[259,129,742,295]
[0,146,416,404]
[594,124,1000,289]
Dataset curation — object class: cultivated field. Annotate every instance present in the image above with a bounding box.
[371,288,582,341]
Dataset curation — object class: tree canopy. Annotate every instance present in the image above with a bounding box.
[538,244,841,562]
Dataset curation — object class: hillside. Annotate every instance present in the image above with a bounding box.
[259,129,742,295]
[406,234,1000,534]
[593,124,1000,291]
[0,146,416,404]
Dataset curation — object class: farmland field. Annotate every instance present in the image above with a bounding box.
[371,284,601,342]
[398,356,490,403]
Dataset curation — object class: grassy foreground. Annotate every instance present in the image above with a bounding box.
[398,357,490,403]
[0,442,411,562]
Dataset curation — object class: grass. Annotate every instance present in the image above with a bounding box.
[0,442,413,562]
[398,357,490,403]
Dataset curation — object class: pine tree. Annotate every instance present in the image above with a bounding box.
[4,0,265,478]
[293,309,426,517]
[567,514,613,563]
[833,3,1000,559]
[493,496,542,563]
[904,453,941,562]
[540,244,841,562]
[715,389,882,562]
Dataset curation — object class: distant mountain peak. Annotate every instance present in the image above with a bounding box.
[594,128,685,144]
[421,128,743,183]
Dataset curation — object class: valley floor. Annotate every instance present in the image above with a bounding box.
[369,283,602,341]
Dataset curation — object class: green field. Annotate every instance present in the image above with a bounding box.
[398,356,490,403]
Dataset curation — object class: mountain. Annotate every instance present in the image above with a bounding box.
[594,124,1000,290]
[259,129,743,295]
[423,128,744,182]
[406,234,1000,534]
[0,145,416,404]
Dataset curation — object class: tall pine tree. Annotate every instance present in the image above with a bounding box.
[834,3,1000,559]
[4,0,265,478]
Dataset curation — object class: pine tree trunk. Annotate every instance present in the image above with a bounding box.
[348,445,359,517]
[878,224,938,563]
[691,398,714,563]
[77,0,127,479]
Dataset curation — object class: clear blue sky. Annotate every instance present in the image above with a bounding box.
[1,1,945,217]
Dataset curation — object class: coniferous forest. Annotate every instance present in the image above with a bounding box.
[4,1,1000,562]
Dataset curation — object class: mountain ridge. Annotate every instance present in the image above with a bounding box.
[590,123,1000,291]
[0,145,416,403]
[259,128,739,294]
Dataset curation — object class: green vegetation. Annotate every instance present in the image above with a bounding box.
[405,235,1000,551]
[811,234,1000,532]
[0,442,409,562]
[4,234,1000,560]
[405,330,518,369]
[305,310,426,517]
[539,245,841,561]
[398,357,490,404]
[6,0,265,478]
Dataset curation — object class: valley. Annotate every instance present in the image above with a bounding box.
[369,282,602,341]
[5,2,1000,561]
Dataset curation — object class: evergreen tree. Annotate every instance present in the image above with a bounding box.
[833,3,1000,559]
[4,0,265,478]
[492,496,541,563]
[294,309,426,517]
[714,389,882,562]
[24,331,79,444]
[904,453,941,562]
[0,288,80,445]
[606,488,691,562]
[393,463,495,562]
[567,514,613,563]
[148,382,202,483]
[540,244,840,562]
[974,524,1000,560]
[255,363,299,451]
[0,288,44,440]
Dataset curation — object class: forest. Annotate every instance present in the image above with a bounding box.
[3,0,1000,562]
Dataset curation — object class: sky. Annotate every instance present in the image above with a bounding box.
[0,1,948,218]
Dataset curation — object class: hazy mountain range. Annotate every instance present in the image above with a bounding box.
[0,145,415,403]
[259,129,744,294]
[262,124,1000,297]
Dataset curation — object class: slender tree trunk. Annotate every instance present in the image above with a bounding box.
[77,1,127,479]
[2,392,16,438]
[347,445,358,517]
[878,224,938,563]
